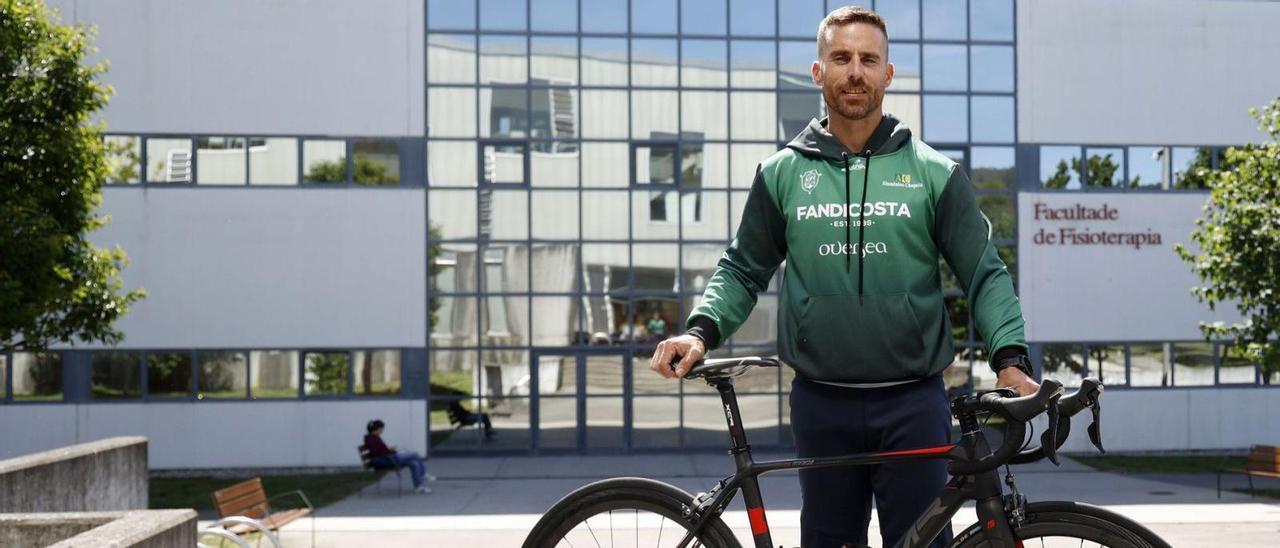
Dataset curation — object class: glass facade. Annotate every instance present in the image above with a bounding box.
[423,0,1020,453]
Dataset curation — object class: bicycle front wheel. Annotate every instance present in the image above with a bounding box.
[952,501,1171,548]
[522,477,741,548]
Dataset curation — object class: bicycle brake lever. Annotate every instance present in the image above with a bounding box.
[1040,396,1061,466]
[1088,400,1105,454]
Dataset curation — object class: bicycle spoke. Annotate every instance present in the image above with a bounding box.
[655,516,664,547]
[585,519,602,548]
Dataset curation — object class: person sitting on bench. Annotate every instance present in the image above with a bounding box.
[448,401,495,440]
[364,419,436,494]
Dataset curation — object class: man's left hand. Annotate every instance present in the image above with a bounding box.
[996,367,1039,396]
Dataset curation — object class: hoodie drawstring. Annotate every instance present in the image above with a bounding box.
[857,150,872,301]
[842,152,851,274]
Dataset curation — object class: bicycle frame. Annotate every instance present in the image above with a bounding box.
[677,376,1019,548]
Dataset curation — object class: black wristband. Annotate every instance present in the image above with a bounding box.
[994,353,1034,378]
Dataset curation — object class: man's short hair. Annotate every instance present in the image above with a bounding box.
[367,419,385,433]
[817,5,889,56]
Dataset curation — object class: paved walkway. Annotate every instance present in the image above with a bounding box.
[262,453,1280,547]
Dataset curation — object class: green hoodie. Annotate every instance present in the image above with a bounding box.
[687,114,1027,383]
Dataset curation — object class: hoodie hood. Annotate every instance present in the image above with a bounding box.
[786,113,912,160]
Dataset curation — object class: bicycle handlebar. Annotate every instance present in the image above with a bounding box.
[1008,377,1105,465]
[947,379,1063,475]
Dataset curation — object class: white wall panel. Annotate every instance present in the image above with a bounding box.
[1017,0,1280,145]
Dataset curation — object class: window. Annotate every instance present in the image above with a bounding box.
[1087,344,1126,387]
[531,0,577,32]
[249,138,298,185]
[970,45,1014,92]
[970,146,1015,189]
[1173,342,1214,386]
[147,352,192,398]
[480,35,528,84]
[304,351,350,396]
[1219,342,1257,385]
[1083,147,1125,189]
[923,95,968,142]
[582,0,627,33]
[250,351,299,398]
[581,38,628,87]
[428,0,476,30]
[681,39,728,88]
[778,41,817,89]
[11,352,61,401]
[1127,146,1165,189]
[970,96,1014,143]
[480,0,526,31]
[482,142,528,185]
[104,136,141,183]
[91,351,141,399]
[303,139,347,183]
[879,0,922,40]
[923,0,967,40]
[199,351,248,399]
[970,0,1014,41]
[487,87,530,138]
[482,248,510,335]
[683,0,726,35]
[352,140,399,185]
[730,40,776,88]
[631,38,678,87]
[1040,146,1080,189]
[631,0,675,34]
[1172,146,1212,189]
[635,143,678,185]
[354,350,402,395]
[1129,343,1169,387]
[196,137,247,185]
[730,0,773,37]
[924,45,967,92]
[145,138,192,183]
[1040,344,1084,388]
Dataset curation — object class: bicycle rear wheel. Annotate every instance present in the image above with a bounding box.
[522,477,741,548]
[951,501,1170,548]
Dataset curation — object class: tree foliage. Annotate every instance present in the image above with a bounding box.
[1175,97,1280,382]
[1,0,144,352]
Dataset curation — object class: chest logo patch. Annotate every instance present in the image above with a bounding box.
[800,169,821,194]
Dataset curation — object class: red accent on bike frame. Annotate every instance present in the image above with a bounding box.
[875,444,956,457]
[747,507,768,536]
[986,519,996,529]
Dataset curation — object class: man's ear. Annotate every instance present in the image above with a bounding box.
[885,61,895,88]
[811,59,822,85]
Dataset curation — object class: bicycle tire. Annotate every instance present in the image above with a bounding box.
[951,501,1171,548]
[523,477,741,548]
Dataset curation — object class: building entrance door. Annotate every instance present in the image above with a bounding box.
[531,349,631,453]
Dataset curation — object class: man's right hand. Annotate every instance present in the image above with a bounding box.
[648,335,706,379]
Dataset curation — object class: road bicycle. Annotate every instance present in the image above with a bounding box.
[523,357,1171,548]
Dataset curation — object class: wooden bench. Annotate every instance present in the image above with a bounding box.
[212,477,314,545]
[1217,444,1280,498]
[359,444,405,496]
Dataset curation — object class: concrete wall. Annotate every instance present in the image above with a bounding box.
[49,0,424,136]
[0,401,427,469]
[0,511,196,548]
[0,437,147,512]
[1017,0,1280,146]
[68,187,426,350]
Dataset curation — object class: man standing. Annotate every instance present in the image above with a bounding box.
[648,6,1038,548]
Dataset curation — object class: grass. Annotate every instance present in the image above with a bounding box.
[150,473,379,516]
[1073,454,1244,474]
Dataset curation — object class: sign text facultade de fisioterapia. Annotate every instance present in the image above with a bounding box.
[1030,202,1163,250]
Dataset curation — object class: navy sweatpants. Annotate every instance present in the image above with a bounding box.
[790,375,953,548]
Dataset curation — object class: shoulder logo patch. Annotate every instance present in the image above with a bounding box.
[800,169,821,194]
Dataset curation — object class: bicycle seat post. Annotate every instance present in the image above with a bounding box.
[707,377,754,468]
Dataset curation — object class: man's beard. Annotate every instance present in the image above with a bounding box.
[822,80,883,121]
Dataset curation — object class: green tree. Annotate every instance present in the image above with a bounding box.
[304,155,398,185]
[1043,154,1129,189]
[1175,97,1280,384]
[1,1,144,352]
[306,353,349,395]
